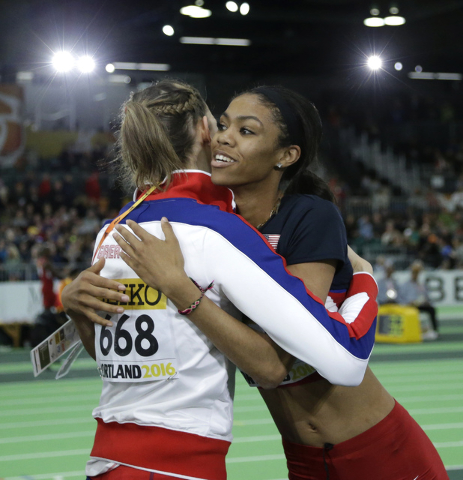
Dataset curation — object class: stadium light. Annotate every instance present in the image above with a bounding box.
[240,2,250,15]
[52,51,74,72]
[389,6,399,14]
[17,71,34,82]
[226,1,238,12]
[384,16,406,26]
[180,36,251,46]
[163,25,175,36]
[364,17,385,27]
[108,75,132,84]
[408,71,462,81]
[394,62,403,71]
[215,37,251,46]
[370,8,380,15]
[109,62,171,71]
[367,56,382,70]
[77,55,95,73]
[180,5,212,18]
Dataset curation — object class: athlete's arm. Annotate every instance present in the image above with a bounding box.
[61,259,130,360]
[113,219,378,387]
[112,220,292,388]
[347,246,373,275]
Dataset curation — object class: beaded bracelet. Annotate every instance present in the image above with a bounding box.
[178,278,214,315]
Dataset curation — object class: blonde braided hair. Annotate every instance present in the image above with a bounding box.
[116,80,208,192]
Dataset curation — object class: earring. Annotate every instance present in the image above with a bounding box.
[275,163,283,170]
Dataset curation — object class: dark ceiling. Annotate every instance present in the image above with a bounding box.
[1,0,463,79]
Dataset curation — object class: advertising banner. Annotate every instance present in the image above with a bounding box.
[1,270,462,324]
[0,84,24,168]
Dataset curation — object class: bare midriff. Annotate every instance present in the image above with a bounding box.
[259,367,395,447]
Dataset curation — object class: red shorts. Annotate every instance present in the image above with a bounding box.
[87,465,179,479]
[283,401,449,480]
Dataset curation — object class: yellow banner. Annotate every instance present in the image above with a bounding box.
[102,279,167,310]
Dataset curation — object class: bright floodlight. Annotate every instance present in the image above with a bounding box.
[52,51,74,72]
[394,62,403,71]
[384,16,406,26]
[180,5,212,17]
[163,25,175,36]
[364,17,385,27]
[226,1,239,12]
[105,63,115,73]
[77,55,95,73]
[367,56,382,70]
[240,2,250,15]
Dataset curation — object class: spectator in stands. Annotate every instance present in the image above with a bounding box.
[408,188,428,212]
[403,219,420,250]
[36,245,62,310]
[38,173,52,201]
[358,214,374,241]
[0,240,8,263]
[371,212,384,238]
[373,254,387,279]
[450,184,463,211]
[453,237,463,268]
[85,172,101,204]
[381,220,403,246]
[376,261,402,305]
[372,182,391,212]
[399,260,439,340]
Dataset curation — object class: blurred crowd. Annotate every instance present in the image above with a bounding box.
[339,171,463,269]
[1,88,463,282]
[346,209,463,270]
[0,150,126,282]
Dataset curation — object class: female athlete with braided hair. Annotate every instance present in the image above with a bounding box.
[63,80,379,480]
[101,86,448,480]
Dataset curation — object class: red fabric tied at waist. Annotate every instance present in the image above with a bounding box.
[91,419,230,480]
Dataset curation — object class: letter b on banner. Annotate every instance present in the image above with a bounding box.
[455,276,463,302]
[425,276,444,302]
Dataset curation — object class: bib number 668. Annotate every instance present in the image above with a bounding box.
[100,314,159,357]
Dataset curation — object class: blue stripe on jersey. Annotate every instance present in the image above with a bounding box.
[117,198,375,361]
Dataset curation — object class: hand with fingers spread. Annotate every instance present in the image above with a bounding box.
[114,217,192,300]
[61,258,130,328]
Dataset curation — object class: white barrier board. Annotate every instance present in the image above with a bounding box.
[0,281,43,324]
[0,271,462,324]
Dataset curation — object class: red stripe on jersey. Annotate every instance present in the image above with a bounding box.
[329,273,378,340]
[91,419,230,480]
[328,291,347,308]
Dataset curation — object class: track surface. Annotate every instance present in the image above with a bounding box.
[1,311,462,480]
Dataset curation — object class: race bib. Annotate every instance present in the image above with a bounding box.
[96,279,178,383]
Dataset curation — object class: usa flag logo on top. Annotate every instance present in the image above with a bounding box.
[264,234,280,251]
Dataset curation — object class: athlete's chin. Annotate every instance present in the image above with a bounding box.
[211,169,238,186]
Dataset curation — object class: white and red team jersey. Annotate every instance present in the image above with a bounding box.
[86,171,378,480]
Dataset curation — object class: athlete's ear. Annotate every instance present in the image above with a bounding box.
[200,116,212,145]
[279,145,301,169]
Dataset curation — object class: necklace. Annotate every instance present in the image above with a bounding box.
[256,194,283,230]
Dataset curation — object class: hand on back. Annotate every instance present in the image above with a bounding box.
[113,218,189,298]
[61,258,129,327]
